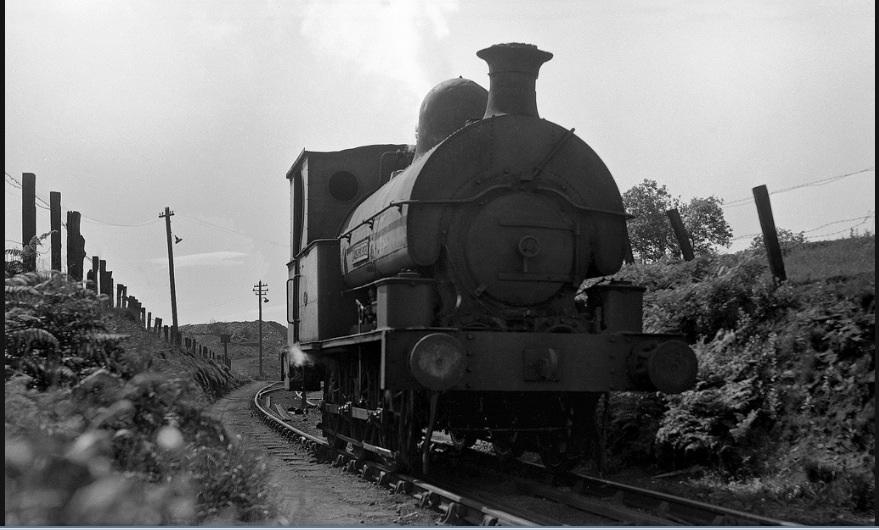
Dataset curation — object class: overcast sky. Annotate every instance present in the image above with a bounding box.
[5,0,875,326]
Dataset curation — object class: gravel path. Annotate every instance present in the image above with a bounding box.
[206,381,439,526]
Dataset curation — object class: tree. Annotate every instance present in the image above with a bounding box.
[622,180,677,262]
[680,196,733,255]
[622,179,732,262]
[749,228,806,256]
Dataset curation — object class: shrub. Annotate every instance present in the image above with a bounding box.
[4,271,274,524]
[750,228,807,256]
[606,249,874,512]
[5,271,129,388]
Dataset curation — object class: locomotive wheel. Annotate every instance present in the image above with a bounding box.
[491,432,524,461]
[450,431,476,452]
[538,431,578,473]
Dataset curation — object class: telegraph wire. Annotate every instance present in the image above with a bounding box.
[8,170,161,227]
[731,231,761,242]
[5,173,22,189]
[730,211,875,242]
[6,171,51,210]
[81,214,160,228]
[807,214,875,240]
[721,166,875,209]
[178,214,286,248]
[802,212,875,234]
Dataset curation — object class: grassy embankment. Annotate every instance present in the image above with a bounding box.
[5,271,277,524]
[602,234,874,522]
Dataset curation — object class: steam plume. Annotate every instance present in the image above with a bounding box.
[286,343,314,367]
[300,0,459,100]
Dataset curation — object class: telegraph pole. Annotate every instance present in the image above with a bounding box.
[160,207,179,342]
[22,173,36,272]
[253,281,269,379]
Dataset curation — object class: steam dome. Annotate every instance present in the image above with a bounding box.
[414,77,487,158]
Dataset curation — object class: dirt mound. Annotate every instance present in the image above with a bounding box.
[179,321,287,381]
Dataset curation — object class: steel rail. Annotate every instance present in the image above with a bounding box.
[250,382,545,526]
[505,453,800,526]
[430,439,800,526]
[254,384,799,526]
[565,467,801,526]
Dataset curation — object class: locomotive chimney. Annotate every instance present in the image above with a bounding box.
[477,43,553,119]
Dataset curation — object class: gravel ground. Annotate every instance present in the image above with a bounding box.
[206,382,439,526]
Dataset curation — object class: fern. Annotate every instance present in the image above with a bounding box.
[4,232,56,276]
[6,328,60,349]
[4,270,118,388]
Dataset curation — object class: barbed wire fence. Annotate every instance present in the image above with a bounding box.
[6,172,231,368]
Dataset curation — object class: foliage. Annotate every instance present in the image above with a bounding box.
[681,196,733,255]
[4,271,274,524]
[601,392,667,469]
[606,243,874,511]
[5,271,127,389]
[5,428,197,525]
[5,231,56,277]
[623,179,679,262]
[191,441,275,522]
[622,179,732,262]
[749,227,807,256]
[617,254,779,341]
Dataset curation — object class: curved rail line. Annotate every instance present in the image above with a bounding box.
[251,382,799,526]
[251,382,540,525]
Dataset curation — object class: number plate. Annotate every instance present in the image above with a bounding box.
[350,238,370,265]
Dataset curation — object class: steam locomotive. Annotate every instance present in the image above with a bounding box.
[283,43,697,473]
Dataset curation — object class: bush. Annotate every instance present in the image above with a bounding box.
[606,250,874,511]
[750,228,807,256]
[5,271,130,389]
[4,271,274,524]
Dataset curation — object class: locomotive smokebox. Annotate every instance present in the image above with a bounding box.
[477,42,553,119]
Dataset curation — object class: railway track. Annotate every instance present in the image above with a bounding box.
[248,382,800,526]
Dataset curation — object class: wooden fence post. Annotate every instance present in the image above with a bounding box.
[99,260,110,306]
[89,257,100,293]
[666,208,695,261]
[107,272,114,308]
[140,307,146,327]
[50,192,62,272]
[66,212,85,281]
[752,185,787,282]
[21,173,36,272]
[163,325,169,341]
[147,312,152,330]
